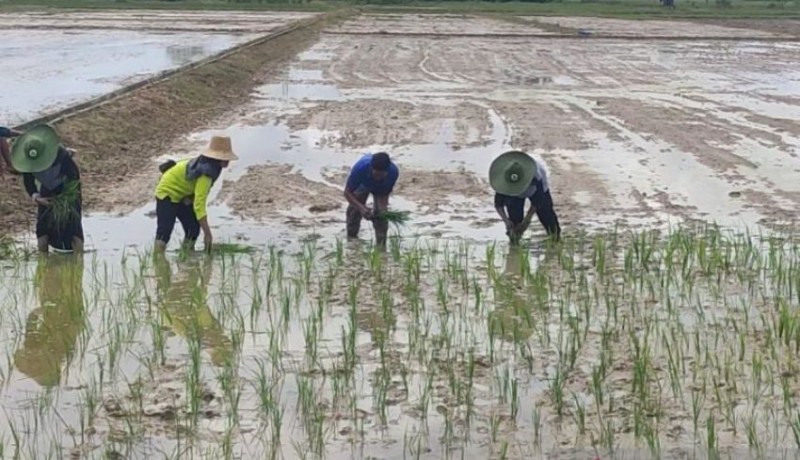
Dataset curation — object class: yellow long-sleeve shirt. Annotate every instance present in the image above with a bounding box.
[154,159,213,220]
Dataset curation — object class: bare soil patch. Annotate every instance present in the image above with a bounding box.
[331,12,553,35]
[220,164,343,220]
[283,99,493,150]
[530,16,785,38]
[592,96,757,172]
[696,18,800,37]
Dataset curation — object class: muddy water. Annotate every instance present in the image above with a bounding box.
[0,30,260,125]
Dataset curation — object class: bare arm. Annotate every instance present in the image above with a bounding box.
[494,193,514,229]
[344,188,371,216]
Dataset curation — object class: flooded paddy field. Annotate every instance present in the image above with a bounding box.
[2,11,800,460]
[0,10,317,125]
[521,16,795,38]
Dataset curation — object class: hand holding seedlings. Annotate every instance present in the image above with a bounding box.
[362,206,374,221]
[32,193,52,207]
[343,152,399,249]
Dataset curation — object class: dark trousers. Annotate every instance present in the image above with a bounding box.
[504,190,561,240]
[37,198,84,251]
[346,191,389,246]
[155,198,200,246]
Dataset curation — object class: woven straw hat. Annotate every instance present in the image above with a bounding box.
[203,136,238,162]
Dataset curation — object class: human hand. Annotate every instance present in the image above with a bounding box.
[362,207,374,221]
[203,232,213,253]
[33,194,52,207]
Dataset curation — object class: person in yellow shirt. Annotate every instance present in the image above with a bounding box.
[154,136,237,253]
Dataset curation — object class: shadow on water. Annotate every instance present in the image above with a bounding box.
[14,254,86,388]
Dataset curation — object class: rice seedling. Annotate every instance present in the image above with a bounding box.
[46,180,80,230]
[5,223,800,457]
[377,210,411,228]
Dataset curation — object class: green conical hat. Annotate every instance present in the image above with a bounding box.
[489,150,537,196]
[10,125,61,173]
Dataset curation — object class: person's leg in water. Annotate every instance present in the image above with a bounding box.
[346,191,369,239]
[155,198,180,252]
[175,202,201,250]
[531,190,561,242]
[504,196,526,245]
[68,192,85,253]
[48,214,84,253]
[372,194,390,250]
[35,204,51,253]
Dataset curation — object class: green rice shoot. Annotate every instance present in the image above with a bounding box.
[377,210,411,227]
[47,180,80,230]
[212,243,256,255]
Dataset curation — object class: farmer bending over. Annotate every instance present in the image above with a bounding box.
[10,125,84,253]
[154,136,237,253]
[344,152,399,249]
[0,126,22,175]
[490,150,561,245]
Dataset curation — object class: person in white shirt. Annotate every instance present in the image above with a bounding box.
[489,150,561,244]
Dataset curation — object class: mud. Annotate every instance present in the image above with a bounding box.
[282,98,494,150]
[219,163,344,220]
[528,16,789,38]
[697,18,800,37]
[331,12,554,35]
[221,20,800,232]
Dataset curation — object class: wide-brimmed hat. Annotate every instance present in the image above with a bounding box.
[10,125,61,173]
[203,136,238,162]
[489,150,537,196]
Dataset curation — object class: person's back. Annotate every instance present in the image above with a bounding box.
[155,159,193,201]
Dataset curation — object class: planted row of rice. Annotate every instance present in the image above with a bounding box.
[0,224,799,458]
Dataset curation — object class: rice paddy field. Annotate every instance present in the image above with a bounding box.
[1,8,800,460]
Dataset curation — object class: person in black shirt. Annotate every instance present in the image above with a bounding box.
[9,125,84,253]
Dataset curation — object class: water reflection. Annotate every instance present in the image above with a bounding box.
[165,44,208,66]
[14,255,86,387]
[153,253,233,366]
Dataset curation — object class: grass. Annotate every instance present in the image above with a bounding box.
[4,224,800,457]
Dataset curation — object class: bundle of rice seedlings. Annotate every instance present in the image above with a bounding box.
[48,181,81,230]
[377,210,411,227]
[212,243,255,255]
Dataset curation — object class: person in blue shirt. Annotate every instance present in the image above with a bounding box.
[344,152,399,248]
[0,126,22,175]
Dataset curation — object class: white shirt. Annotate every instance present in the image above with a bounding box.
[517,156,550,198]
